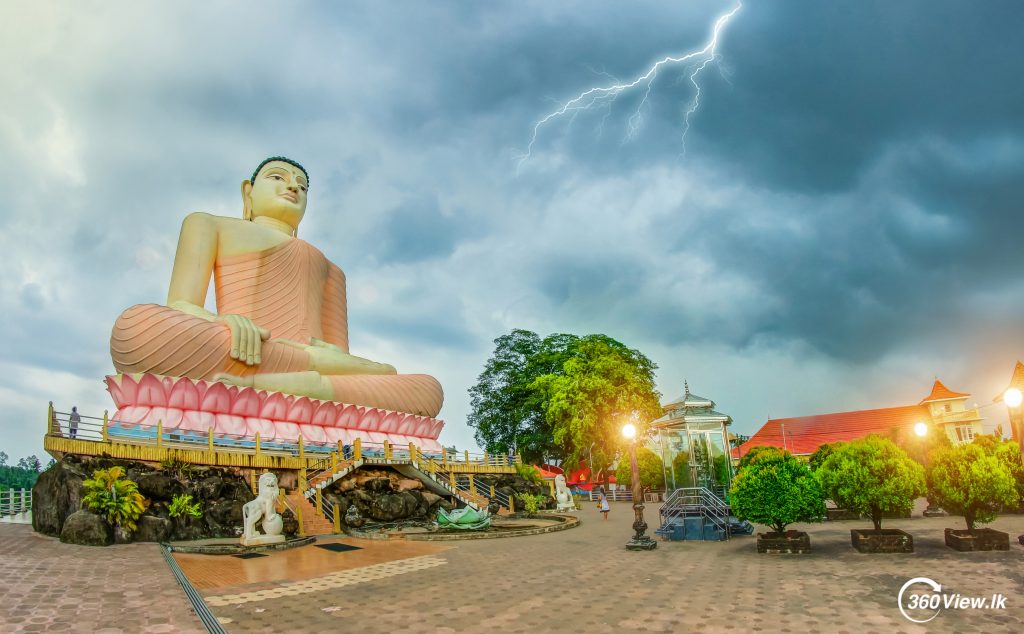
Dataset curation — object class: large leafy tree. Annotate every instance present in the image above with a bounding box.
[532,335,662,473]
[467,329,577,463]
[929,443,1019,531]
[614,448,665,490]
[817,435,926,531]
[468,330,660,468]
[730,449,826,535]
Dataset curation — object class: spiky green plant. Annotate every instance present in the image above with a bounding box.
[81,466,148,532]
[168,493,203,519]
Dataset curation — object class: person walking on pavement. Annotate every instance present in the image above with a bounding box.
[598,487,610,521]
[69,406,81,439]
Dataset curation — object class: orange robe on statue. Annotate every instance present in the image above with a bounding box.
[110,239,443,417]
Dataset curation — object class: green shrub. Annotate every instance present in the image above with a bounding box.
[817,436,925,531]
[972,435,1024,506]
[930,443,1019,531]
[515,492,546,513]
[514,463,543,484]
[807,443,840,472]
[614,447,664,490]
[82,467,148,532]
[168,493,203,519]
[737,445,784,471]
[730,449,825,534]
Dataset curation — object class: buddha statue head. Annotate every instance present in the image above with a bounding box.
[242,156,310,234]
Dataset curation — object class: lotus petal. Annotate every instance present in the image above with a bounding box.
[337,404,360,428]
[115,405,151,427]
[148,407,184,430]
[231,387,260,417]
[312,401,340,426]
[299,424,327,445]
[215,414,248,438]
[246,418,276,442]
[322,427,348,445]
[273,421,301,442]
[106,375,135,408]
[200,382,232,414]
[136,374,167,407]
[167,378,201,410]
[286,396,314,424]
[179,410,214,434]
[378,411,402,433]
[358,408,382,431]
[261,391,290,420]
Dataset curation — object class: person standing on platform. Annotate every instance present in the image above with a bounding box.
[69,406,81,439]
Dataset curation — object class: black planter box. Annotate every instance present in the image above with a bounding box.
[944,528,1010,552]
[851,528,914,553]
[756,531,810,554]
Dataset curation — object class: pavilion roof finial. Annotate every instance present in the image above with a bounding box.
[684,380,689,398]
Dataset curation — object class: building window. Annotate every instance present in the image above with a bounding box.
[956,425,975,443]
[944,403,952,413]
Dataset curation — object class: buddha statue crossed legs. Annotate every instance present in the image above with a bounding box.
[110,157,443,418]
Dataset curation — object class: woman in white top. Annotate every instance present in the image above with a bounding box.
[598,488,610,521]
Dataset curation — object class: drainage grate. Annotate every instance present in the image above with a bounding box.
[315,542,362,553]
[232,552,268,559]
[161,545,228,634]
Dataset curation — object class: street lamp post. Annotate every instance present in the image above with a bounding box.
[1003,387,1024,456]
[622,423,657,551]
[915,421,945,517]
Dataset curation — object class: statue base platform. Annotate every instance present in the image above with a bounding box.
[104,373,444,453]
[626,536,658,551]
[240,534,286,547]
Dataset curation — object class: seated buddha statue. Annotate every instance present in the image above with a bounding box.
[110,157,443,418]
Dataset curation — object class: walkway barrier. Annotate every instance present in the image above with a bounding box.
[44,405,518,475]
[1,489,32,524]
[587,489,634,502]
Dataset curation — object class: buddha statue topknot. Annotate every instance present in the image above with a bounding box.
[109,158,444,430]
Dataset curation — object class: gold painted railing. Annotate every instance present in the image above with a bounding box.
[43,403,520,476]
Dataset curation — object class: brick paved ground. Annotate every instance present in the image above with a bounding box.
[0,524,203,633]
[3,506,1023,633]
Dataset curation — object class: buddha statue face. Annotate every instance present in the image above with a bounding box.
[242,160,309,230]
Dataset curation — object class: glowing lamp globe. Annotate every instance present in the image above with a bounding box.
[1004,387,1023,409]
[914,422,928,437]
[622,423,637,439]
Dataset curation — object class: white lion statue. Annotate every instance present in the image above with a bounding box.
[554,474,576,512]
[240,472,285,546]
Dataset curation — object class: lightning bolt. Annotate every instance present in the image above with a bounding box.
[517,2,742,171]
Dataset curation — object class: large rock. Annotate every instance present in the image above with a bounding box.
[205,499,244,536]
[60,510,114,546]
[33,455,89,537]
[135,472,184,501]
[135,515,173,542]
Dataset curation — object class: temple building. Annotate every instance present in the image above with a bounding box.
[737,378,988,459]
[647,382,734,494]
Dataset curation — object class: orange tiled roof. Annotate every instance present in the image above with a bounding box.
[918,379,969,404]
[735,404,931,457]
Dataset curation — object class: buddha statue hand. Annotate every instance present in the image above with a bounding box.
[214,314,271,366]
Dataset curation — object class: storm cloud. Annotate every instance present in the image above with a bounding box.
[2,0,1022,460]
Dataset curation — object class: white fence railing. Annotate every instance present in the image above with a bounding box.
[587,488,633,502]
[1,489,32,523]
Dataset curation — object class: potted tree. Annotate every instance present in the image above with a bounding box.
[817,436,925,553]
[930,442,1018,551]
[730,448,825,553]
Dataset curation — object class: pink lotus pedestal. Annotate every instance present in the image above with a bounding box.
[104,373,444,453]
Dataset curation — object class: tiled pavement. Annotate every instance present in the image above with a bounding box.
[0,524,204,633]
[3,506,1023,633]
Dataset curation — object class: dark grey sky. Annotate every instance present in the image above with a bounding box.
[2,1,1022,460]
